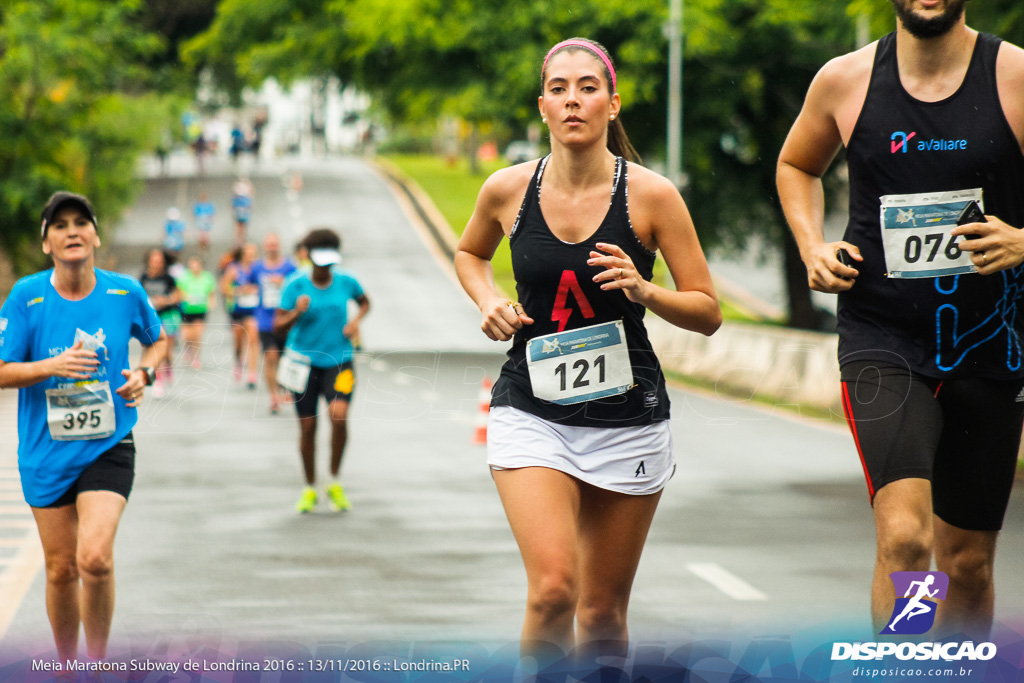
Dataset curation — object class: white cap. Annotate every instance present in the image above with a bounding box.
[309,248,342,266]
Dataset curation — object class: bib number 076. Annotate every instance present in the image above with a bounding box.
[554,355,606,391]
[904,233,961,264]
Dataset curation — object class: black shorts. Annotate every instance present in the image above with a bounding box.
[230,309,255,323]
[840,361,1024,530]
[259,330,286,353]
[41,434,136,509]
[293,362,355,417]
[181,311,207,324]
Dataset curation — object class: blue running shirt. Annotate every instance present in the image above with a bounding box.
[250,258,298,333]
[279,270,364,368]
[0,269,162,506]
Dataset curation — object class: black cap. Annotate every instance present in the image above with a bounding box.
[41,192,98,238]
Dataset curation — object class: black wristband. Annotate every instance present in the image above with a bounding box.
[138,366,156,386]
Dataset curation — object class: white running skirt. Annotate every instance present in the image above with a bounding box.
[487,406,674,495]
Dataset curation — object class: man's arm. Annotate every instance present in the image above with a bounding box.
[953,41,1024,274]
[777,50,873,293]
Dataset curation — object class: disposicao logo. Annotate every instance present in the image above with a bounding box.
[830,570,998,664]
[881,571,947,635]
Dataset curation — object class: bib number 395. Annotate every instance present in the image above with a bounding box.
[526,320,633,405]
[46,382,116,441]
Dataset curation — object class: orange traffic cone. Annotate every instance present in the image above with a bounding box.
[473,377,493,445]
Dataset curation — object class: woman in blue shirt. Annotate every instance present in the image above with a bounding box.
[0,192,166,663]
[275,229,369,513]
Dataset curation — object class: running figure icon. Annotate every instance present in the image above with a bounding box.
[881,571,949,635]
[888,575,939,631]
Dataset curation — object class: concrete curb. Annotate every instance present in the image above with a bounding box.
[646,317,842,413]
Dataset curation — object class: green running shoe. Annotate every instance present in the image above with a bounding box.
[295,485,318,513]
[325,482,351,511]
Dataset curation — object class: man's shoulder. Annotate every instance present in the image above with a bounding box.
[996,37,1024,75]
[815,41,878,95]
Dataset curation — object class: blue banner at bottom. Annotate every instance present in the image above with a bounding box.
[3,622,1024,683]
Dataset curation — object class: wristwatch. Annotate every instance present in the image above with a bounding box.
[138,366,156,386]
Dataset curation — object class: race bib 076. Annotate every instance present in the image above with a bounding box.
[526,320,634,405]
[879,189,982,279]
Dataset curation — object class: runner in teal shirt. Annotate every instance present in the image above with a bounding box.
[275,229,369,514]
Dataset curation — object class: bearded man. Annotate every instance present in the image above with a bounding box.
[777,0,1024,638]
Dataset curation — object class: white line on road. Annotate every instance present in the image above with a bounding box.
[687,563,768,601]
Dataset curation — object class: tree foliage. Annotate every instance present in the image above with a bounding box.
[182,0,1024,327]
[0,0,184,273]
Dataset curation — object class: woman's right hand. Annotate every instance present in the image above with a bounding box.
[48,341,100,380]
[481,296,534,341]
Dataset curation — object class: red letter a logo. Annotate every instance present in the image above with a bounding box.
[551,270,594,332]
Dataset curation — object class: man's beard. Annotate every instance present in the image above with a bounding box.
[891,0,968,39]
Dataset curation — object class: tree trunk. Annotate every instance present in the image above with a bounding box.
[466,124,480,176]
[779,221,821,330]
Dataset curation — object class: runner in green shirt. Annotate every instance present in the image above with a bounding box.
[176,256,217,369]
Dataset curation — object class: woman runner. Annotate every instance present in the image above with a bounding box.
[455,38,721,658]
[0,191,166,662]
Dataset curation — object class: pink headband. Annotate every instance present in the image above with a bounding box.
[542,40,617,92]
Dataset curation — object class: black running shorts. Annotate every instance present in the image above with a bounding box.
[259,330,286,353]
[293,362,355,417]
[840,361,1024,531]
[41,433,136,509]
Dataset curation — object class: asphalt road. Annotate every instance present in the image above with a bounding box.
[2,153,1024,669]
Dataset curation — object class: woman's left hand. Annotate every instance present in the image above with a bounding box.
[589,242,649,304]
[117,369,147,408]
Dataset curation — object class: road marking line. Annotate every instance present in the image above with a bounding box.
[0,539,44,640]
[687,562,768,601]
[0,520,35,529]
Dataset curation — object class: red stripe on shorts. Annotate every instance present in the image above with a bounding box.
[841,380,875,501]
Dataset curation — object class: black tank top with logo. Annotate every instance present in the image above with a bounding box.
[840,31,1024,379]
[490,156,671,426]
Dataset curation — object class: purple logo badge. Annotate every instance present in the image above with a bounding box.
[880,571,949,635]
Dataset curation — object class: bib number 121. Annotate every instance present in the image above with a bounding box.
[554,355,606,391]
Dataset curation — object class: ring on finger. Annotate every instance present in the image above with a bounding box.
[618,268,624,279]
[982,252,988,264]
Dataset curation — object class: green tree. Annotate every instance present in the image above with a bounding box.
[183,0,862,327]
[680,0,856,329]
[0,0,180,273]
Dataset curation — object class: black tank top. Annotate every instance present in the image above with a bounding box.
[840,32,1024,378]
[490,156,671,426]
